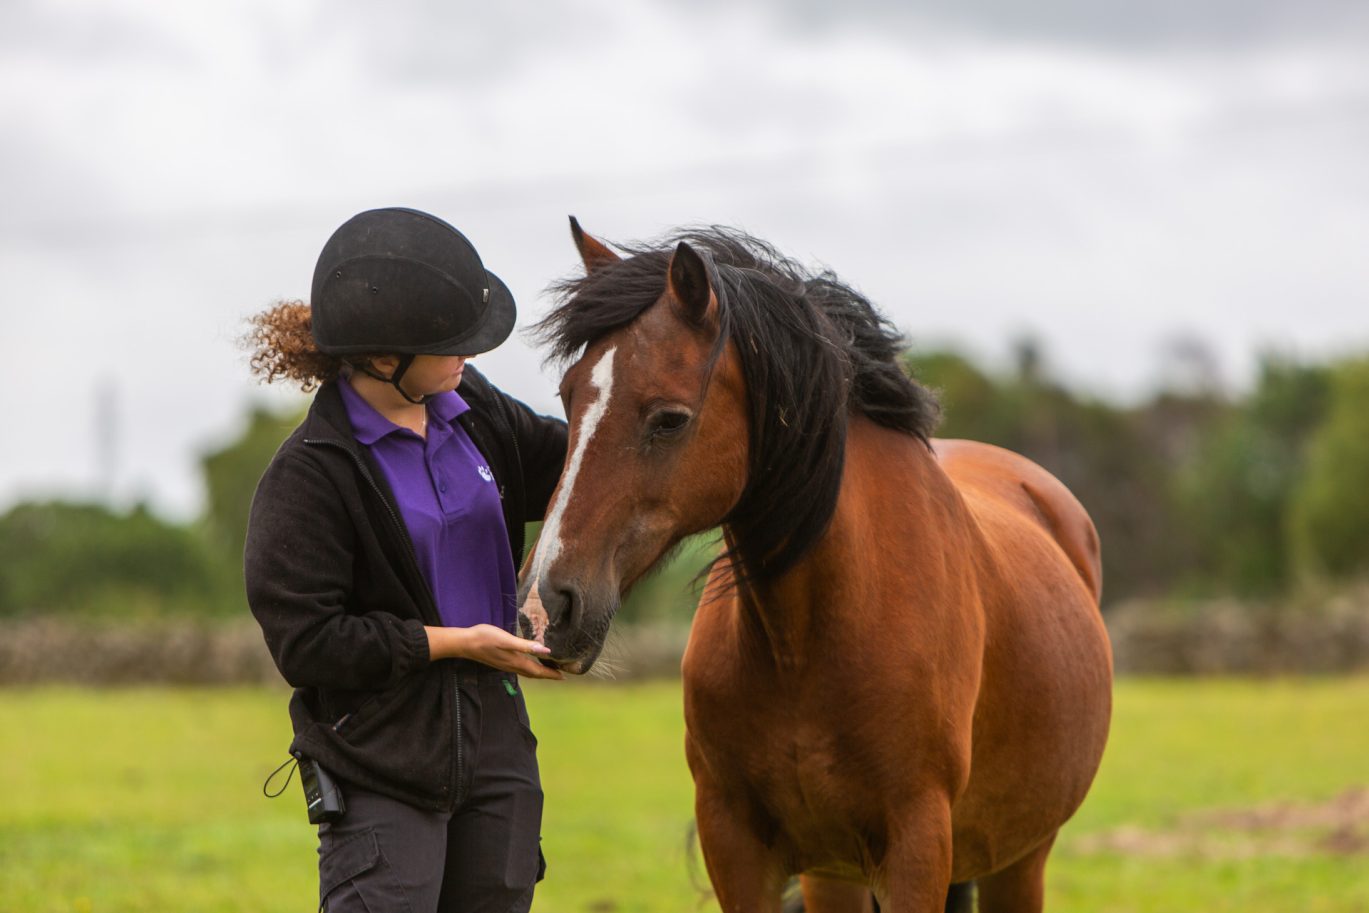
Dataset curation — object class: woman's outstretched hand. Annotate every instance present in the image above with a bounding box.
[426,624,565,680]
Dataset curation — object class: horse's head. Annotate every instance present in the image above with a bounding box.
[518,220,938,673]
[517,220,749,672]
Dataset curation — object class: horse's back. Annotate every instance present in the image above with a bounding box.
[931,438,1102,603]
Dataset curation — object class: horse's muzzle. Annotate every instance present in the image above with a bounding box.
[517,577,611,674]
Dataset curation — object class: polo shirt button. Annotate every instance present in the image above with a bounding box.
[439,482,448,492]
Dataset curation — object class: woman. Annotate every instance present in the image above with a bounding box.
[244,207,568,913]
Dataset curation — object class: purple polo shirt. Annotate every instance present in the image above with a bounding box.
[338,375,517,632]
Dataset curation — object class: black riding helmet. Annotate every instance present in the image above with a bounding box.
[310,207,517,403]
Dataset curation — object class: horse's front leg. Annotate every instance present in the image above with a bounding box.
[695,778,787,913]
[975,832,1057,913]
[872,796,954,913]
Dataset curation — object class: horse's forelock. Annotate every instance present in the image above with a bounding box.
[537,250,673,366]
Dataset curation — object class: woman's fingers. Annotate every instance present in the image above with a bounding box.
[486,627,552,655]
[457,625,562,677]
[506,651,564,680]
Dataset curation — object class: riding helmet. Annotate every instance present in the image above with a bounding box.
[310,207,516,357]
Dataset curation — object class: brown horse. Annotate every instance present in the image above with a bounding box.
[518,219,1113,913]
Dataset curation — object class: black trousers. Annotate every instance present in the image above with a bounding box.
[316,663,545,913]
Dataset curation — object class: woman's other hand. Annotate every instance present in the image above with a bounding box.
[426,625,565,680]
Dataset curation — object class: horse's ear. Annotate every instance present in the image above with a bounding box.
[569,216,620,274]
[668,241,718,328]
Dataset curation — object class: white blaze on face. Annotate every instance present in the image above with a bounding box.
[521,586,549,643]
[525,346,617,629]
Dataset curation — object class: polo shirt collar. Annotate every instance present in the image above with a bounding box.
[429,388,471,425]
[338,375,471,445]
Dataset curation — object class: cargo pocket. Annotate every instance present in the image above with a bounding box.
[318,828,412,913]
[510,685,538,750]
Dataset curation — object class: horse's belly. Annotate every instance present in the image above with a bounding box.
[949,596,1113,879]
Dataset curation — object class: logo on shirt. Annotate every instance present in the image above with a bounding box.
[477,465,494,482]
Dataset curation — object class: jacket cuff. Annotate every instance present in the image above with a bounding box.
[395,618,432,677]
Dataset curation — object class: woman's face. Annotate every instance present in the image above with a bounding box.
[404,354,469,395]
[371,354,469,397]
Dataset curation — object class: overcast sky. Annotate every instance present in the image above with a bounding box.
[3,0,1367,519]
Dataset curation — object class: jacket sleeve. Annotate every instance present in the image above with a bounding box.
[502,391,568,521]
[243,450,430,691]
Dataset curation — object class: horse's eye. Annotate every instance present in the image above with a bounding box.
[649,410,691,439]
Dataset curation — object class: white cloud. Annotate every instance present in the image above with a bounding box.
[2,0,1366,516]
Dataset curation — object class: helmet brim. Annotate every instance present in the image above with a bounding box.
[425,269,517,357]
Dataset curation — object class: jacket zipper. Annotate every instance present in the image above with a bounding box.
[303,437,462,808]
[487,402,523,549]
[507,406,523,494]
[505,408,532,574]
[453,674,465,805]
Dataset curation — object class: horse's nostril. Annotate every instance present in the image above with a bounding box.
[563,587,584,630]
[543,583,583,631]
[560,588,581,628]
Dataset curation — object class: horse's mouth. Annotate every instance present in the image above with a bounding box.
[518,622,593,675]
[544,659,588,676]
[522,657,585,677]
[529,638,604,675]
[537,652,594,675]
[516,587,612,675]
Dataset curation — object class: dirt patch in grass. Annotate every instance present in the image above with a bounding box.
[1074,788,1369,859]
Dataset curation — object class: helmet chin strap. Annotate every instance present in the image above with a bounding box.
[357,354,433,405]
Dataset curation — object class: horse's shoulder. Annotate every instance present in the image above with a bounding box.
[931,438,1102,602]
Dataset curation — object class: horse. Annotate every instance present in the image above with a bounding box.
[517,218,1113,913]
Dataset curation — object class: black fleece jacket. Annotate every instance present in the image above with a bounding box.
[244,366,567,812]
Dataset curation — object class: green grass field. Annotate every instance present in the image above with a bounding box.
[2,678,1367,912]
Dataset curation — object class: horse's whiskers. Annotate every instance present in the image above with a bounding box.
[586,629,628,681]
[586,654,620,681]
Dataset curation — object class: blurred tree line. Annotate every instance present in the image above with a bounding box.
[906,343,1368,602]
[2,346,1367,620]
[0,407,298,620]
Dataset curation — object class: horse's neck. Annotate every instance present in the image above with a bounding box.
[734,417,958,668]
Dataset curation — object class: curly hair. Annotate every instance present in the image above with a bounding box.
[244,300,357,391]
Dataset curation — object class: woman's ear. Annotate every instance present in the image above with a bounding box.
[368,354,401,379]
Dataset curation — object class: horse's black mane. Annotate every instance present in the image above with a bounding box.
[536,226,940,592]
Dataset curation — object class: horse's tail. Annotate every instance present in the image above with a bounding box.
[781,880,977,912]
